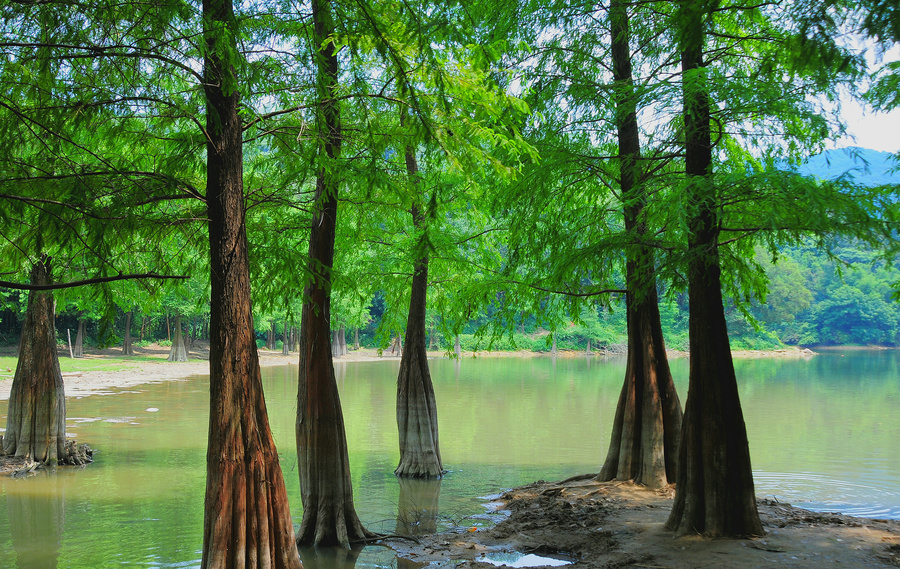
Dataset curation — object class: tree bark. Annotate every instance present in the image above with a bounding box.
[73,319,85,358]
[296,0,373,548]
[282,321,290,355]
[665,0,763,536]
[353,328,360,351]
[3,258,66,464]
[597,0,682,489]
[395,141,443,478]
[454,335,461,358]
[122,311,134,356]
[200,0,301,566]
[167,315,188,362]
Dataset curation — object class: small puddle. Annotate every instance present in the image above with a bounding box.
[476,552,573,568]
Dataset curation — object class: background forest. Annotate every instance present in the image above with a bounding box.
[3,146,897,353]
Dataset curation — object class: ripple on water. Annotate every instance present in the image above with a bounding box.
[755,470,900,520]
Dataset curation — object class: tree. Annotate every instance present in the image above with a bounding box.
[295,0,374,547]
[597,0,683,489]
[199,0,301,565]
[665,0,763,536]
[3,258,67,464]
[395,111,443,478]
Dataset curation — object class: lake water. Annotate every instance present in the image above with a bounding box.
[0,351,897,568]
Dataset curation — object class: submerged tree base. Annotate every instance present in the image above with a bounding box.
[0,439,93,475]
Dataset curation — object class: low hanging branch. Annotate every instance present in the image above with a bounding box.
[0,273,188,291]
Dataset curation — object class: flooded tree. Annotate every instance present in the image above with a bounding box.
[295,0,374,547]
[3,258,67,464]
[199,0,301,565]
[597,0,682,489]
[395,132,443,479]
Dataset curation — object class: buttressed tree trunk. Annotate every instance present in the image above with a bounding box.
[665,0,763,536]
[597,0,682,489]
[200,0,301,566]
[395,140,442,478]
[296,0,373,548]
[3,258,67,464]
[122,311,134,356]
[73,319,84,358]
[167,315,188,362]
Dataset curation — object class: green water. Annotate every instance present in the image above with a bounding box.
[0,351,897,568]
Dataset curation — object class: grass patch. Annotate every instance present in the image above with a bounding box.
[0,355,150,379]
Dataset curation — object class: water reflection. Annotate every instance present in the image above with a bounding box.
[299,546,363,569]
[396,477,441,536]
[7,469,68,569]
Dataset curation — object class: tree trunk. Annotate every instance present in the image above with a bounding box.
[586,338,592,355]
[3,258,67,464]
[550,335,558,356]
[200,0,301,566]
[665,0,763,536]
[73,319,85,358]
[122,311,134,356]
[338,325,347,355]
[167,315,189,362]
[395,141,442,478]
[331,330,341,357]
[296,0,373,547]
[282,321,290,355]
[597,0,682,489]
[353,328,360,351]
[454,335,461,358]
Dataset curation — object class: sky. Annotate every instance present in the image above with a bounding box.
[835,99,900,153]
[833,44,900,154]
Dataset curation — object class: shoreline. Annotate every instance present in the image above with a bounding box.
[0,344,841,402]
[387,477,900,569]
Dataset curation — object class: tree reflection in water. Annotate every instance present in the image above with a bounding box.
[8,468,68,569]
[396,476,441,536]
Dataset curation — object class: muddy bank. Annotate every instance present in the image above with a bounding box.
[388,476,900,569]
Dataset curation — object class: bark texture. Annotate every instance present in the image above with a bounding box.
[200,0,301,566]
[3,259,66,464]
[122,311,134,356]
[296,0,373,547]
[395,143,442,478]
[597,0,682,489]
[665,0,763,536]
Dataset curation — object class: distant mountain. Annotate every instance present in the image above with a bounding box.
[797,147,899,187]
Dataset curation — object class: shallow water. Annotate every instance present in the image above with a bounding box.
[0,351,896,568]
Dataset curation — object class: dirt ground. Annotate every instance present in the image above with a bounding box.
[387,476,900,569]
